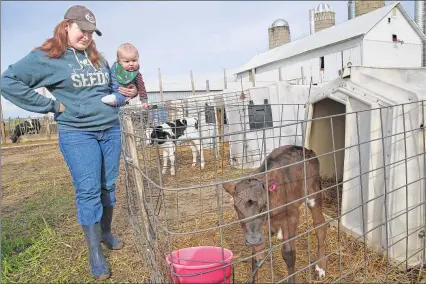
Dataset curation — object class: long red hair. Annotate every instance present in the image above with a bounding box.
[35,20,103,68]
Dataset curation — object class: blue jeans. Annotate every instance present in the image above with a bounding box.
[59,123,121,226]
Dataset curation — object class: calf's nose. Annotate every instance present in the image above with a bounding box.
[245,234,264,246]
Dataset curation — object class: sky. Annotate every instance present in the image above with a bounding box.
[1,1,416,118]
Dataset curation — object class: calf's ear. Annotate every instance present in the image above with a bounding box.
[222,182,236,196]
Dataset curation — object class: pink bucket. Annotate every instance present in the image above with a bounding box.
[166,246,233,284]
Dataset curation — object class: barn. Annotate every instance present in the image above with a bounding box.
[233,2,426,89]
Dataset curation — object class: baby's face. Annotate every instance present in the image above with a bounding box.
[118,50,139,72]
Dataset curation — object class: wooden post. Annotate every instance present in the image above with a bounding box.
[0,97,6,144]
[158,68,164,102]
[190,70,195,96]
[123,115,153,243]
[224,69,228,90]
[278,68,283,81]
[206,80,210,93]
[45,116,51,139]
[301,66,305,85]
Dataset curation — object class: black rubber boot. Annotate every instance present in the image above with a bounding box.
[82,223,111,280]
[100,206,124,250]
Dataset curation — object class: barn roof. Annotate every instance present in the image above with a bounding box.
[236,2,426,75]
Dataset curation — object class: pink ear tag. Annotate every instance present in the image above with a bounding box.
[268,180,278,192]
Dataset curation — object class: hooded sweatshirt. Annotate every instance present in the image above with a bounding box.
[1,47,119,131]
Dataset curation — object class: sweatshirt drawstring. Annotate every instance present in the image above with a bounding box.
[70,47,83,69]
[84,50,97,72]
[68,47,97,72]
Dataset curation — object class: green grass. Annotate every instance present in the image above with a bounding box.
[2,218,57,283]
[2,145,152,283]
[0,178,110,283]
[1,183,81,283]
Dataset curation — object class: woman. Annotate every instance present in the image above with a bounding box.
[1,5,137,280]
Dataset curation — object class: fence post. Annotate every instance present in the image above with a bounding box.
[158,68,164,102]
[0,97,5,144]
[0,120,5,144]
[190,70,195,96]
[8,117,12,142]
[45,115,51,139]
[224,69,228,90]
[122,114,152,243]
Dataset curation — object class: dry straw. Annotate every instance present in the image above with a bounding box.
[137,143,424,283]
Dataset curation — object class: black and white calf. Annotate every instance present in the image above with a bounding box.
[10,118,42,143]
[147,117,205,176]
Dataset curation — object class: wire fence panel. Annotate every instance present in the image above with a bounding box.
[119,99,426,283]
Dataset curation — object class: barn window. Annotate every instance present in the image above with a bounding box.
[248,99,273,130]
[249,70,254,82]
[392,34,398,42]
[392,7,397,17]
[320,56,325,70]
[205,103,216,124]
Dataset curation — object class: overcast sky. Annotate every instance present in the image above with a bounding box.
[1,1,415,118]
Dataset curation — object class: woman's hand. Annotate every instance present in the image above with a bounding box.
[118,83,138,98]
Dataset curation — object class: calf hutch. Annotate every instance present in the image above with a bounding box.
[119,66,426,283]
[305,66,426,269]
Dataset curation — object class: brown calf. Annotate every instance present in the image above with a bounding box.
[223,145,327,283]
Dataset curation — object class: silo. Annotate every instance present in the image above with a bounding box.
[268,19,290,50]
[348,1,356,20]
[355,0,385,17]
[309,8,315,34]
[314,3,335,33]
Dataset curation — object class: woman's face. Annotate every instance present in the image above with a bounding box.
[66,22,93,51]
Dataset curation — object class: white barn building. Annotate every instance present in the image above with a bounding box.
[233,2,426,89]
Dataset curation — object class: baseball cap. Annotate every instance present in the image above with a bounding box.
[64,5,102,36]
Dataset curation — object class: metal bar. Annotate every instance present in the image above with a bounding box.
[379,106,390,282]
[355,111,368,282]
[263,127,274,283]
[294,105,300,145]
[401,104,409,272]
[301,119,312,283]
[330,116,343,283]
[422,100,426,264]
[212,103,227,283]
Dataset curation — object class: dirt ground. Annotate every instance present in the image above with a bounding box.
[2,143,149,283]
[2,142,425,283]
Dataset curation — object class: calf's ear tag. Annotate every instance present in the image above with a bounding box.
[268,179,278,192]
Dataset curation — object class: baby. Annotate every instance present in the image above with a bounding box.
[102,43,148,107]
